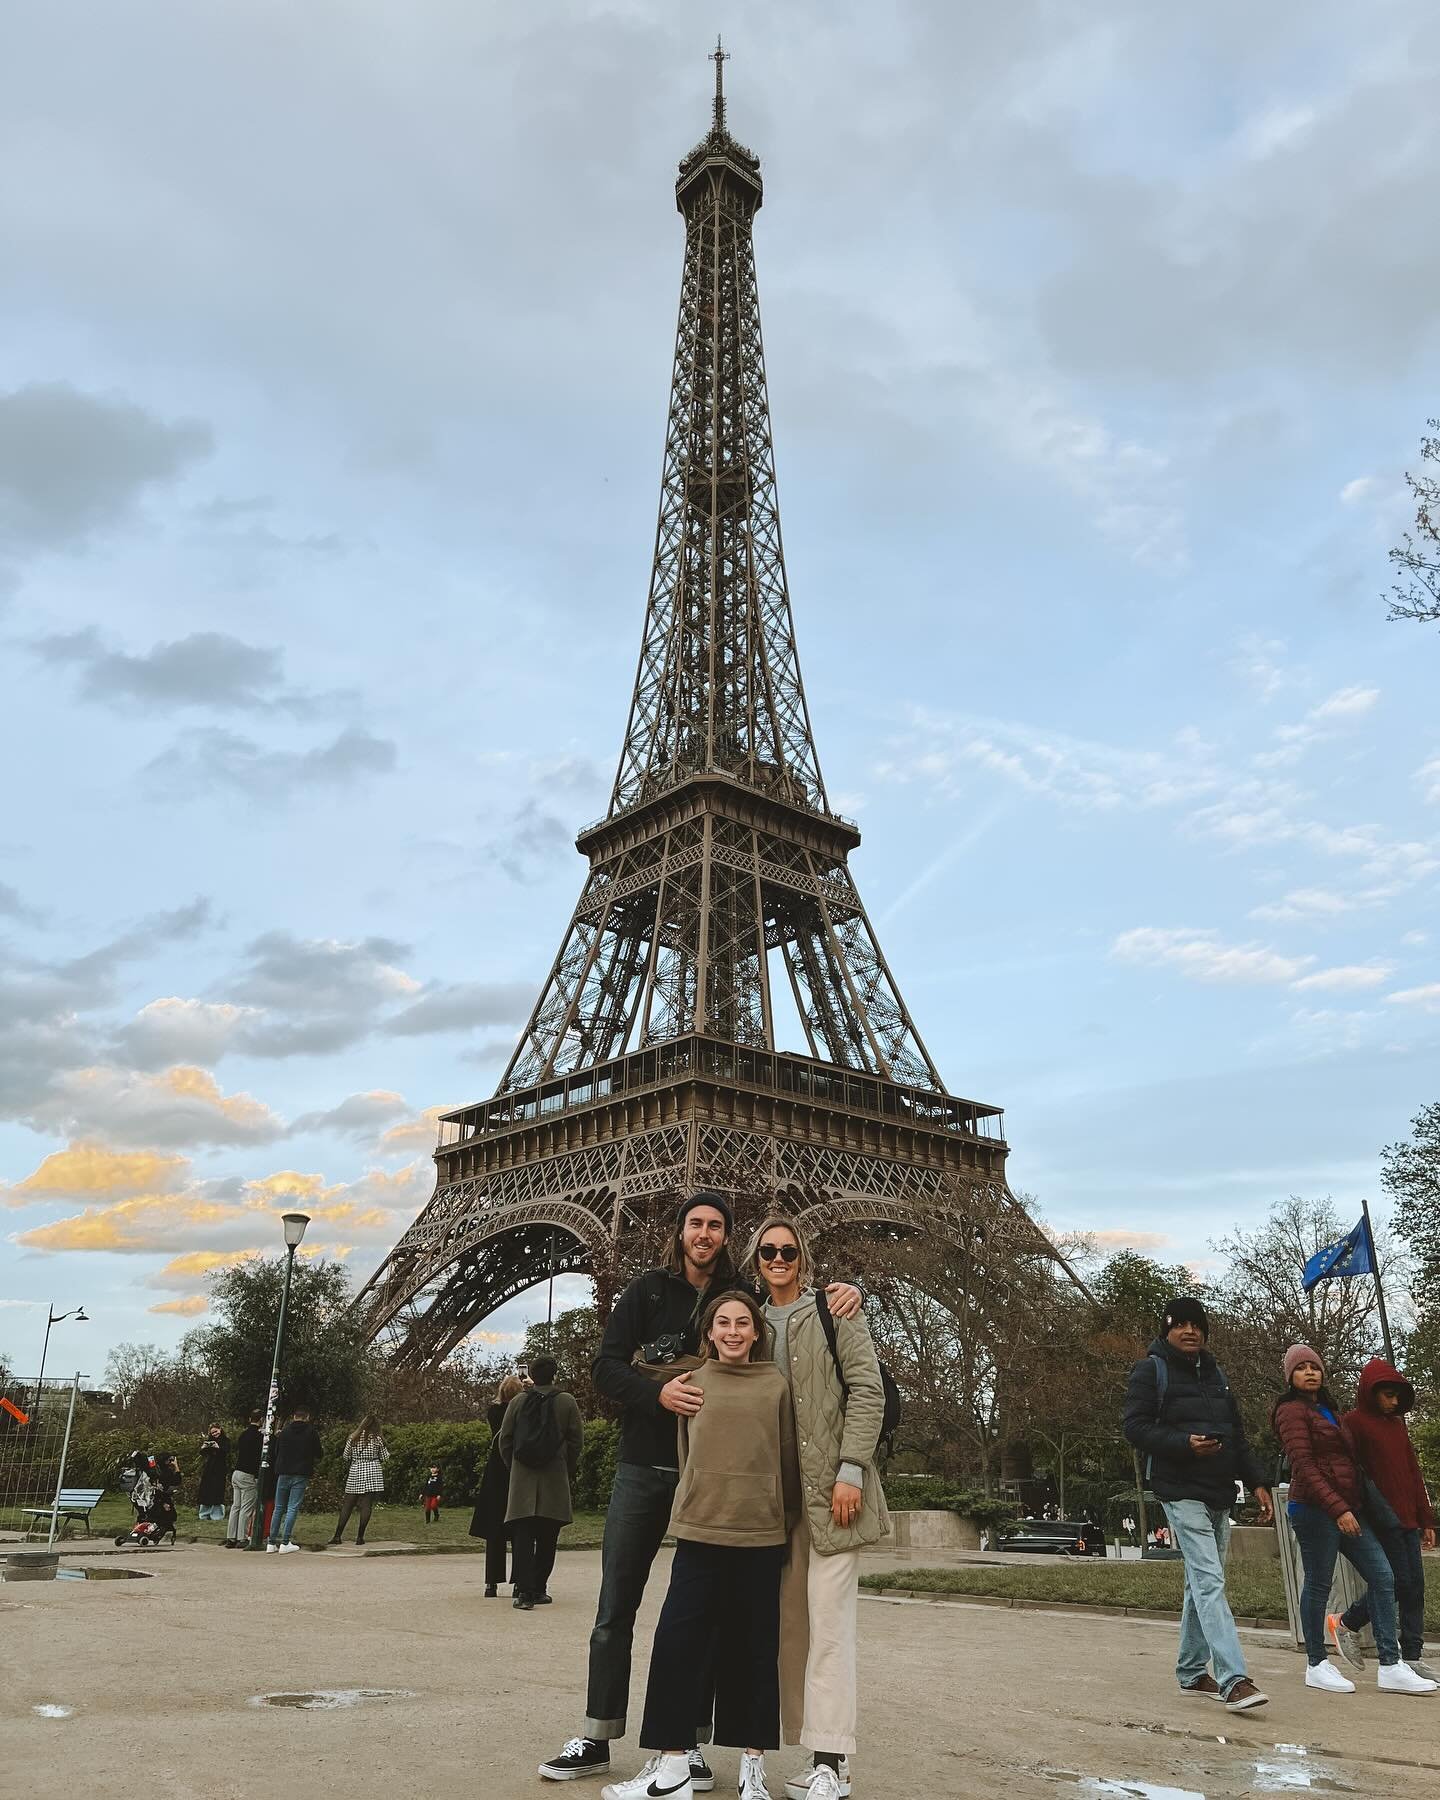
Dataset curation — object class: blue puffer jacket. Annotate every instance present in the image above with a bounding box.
[1122,1337,1267,1507]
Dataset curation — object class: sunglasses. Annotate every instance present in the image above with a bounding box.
[757,1242,800,1263]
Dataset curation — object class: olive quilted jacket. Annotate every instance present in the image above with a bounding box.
[774,1293,891,1556]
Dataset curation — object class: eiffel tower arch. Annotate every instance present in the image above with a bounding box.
[358,53,1075,1368]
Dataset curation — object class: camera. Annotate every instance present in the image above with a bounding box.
[641,1332,686,1366]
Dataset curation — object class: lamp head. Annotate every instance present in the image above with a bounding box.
[74,1307,88,1322]
[281,1212,311,1249]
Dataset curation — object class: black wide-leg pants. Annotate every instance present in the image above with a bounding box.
[640,1539,785,1752]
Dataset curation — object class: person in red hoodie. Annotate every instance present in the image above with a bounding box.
[1327,1358,1438,1681]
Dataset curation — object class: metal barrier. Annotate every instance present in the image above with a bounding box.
[1273,1483,1373,1653]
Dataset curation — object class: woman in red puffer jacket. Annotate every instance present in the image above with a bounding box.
[1273,1344,1435,1696]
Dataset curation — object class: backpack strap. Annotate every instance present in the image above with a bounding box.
[814,1288,850,1405]
[1144,1353,1169,1484]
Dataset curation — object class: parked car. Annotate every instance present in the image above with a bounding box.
[1002,1517,1106,1557]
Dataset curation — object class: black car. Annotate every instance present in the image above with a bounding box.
[1002,1517,1106,1557]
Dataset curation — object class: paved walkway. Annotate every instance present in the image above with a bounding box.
[4,1544,1438,1799]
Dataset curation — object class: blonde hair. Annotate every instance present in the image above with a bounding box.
[495,1375,525,1407]
[742,1213,813,1293]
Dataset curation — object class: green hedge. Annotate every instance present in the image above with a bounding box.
[65,1417,625,1515]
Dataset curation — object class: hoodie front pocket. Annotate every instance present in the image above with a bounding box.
[687,1468,782,1535]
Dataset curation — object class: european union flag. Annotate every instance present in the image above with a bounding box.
[1302,1217,1375,1292]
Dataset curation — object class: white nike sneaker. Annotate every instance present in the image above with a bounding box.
[738,1754,770,1800]
[1305,1659,1355,1692]
[805,1772,841,1800]
[264,1543,278,1553]
[278,1542,299,1554]
[1378,1661,1438,1694]
[602,1755,693,1800]
[784,1761,851,1800]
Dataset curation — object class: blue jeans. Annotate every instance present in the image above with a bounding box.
[1289,1504,1399,1665]
[268,1474,308,1545]
[585,1462,713,1742]
[1339,1527,1425,1662]
[1162,1499,1249,1695]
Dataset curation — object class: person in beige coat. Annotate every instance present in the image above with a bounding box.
[498,1356,584,1611]
[747,1214,890,1800]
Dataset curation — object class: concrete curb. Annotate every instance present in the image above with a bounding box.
[861,1587,1283,1632]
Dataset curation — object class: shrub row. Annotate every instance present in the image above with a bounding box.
[65,1417,625,1515]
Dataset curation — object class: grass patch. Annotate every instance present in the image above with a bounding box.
[861,1560,1287,1619]
[56,1496,607,1552]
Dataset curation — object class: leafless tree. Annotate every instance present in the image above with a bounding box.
[1387,420,1440,626]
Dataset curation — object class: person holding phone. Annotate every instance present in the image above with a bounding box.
[1123,1297,1274,1711]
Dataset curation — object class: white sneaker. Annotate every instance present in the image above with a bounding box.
[738,1755,770,1800]
[804,1773,841,1800]
[264,1543,278,1553]
[1378,1661,1438,1694]
[277,1542,299,1554]
[1305,1660,1355,1692]
[602,1756,692,1800]
[784,1762,850,1800]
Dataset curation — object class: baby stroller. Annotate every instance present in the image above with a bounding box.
[114,1451,179,1548]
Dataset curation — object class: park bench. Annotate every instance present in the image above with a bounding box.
[20,1488,106,1540]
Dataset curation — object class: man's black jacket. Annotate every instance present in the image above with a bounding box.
[592,1268,716,1471]
[272,1419,323,1478]
[1122,1336,1267,1507]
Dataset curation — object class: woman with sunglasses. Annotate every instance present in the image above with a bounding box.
[747,1215,889,1800]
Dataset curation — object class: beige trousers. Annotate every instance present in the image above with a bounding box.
[779,1508,861,1755]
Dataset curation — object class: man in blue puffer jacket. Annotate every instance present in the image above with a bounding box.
[1123,1297,1275,1711]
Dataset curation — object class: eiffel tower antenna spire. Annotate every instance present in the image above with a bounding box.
[711,35,729,134]
[356,60,1083,1369]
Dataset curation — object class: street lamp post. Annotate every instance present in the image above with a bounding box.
[244,1212,310,1551]
[34,1305,88,1408]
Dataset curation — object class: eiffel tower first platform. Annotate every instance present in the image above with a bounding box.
[359,52,1061,1366]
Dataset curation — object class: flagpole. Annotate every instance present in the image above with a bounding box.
[1362,1198,1396,1366]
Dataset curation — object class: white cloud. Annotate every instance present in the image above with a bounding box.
[1111,927,1312,986]
[1249,887,1361,923]
[1339,475,1379,505]
[1254,684,1380,768]
[1415,755,1440,805]
[1290,963,1392,994]
[1386,983,1440,1014]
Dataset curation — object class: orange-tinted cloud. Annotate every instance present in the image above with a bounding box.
[378,1107,445,1154]
[1086,1228,1174,1252]
[38,1063,282,1148]
[148,1294,209,1317]
[15,1192,239,1254]
[4,1141,189,1208]
[145,1248,262,1290]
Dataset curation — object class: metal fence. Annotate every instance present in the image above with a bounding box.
[0,1373,85,1546]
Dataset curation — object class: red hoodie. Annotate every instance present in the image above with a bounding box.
[1342,1358,1437,1532]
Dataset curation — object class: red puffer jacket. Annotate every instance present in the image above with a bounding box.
[1274,1397,1365,1521]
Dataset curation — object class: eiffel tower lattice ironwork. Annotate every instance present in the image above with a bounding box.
[358,52,1063,1366]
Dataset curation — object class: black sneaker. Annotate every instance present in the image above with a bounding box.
[533,1591,554,1605]
[688,1750,714,1792]
[514,1592,535,1611]
[540,1739,611,1782]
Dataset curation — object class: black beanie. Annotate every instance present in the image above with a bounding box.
[676,1190,735,1236]
[1161,1296,1210,1340]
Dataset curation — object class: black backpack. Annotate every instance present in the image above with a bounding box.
[512,1390,563,1468]
[815,1288,902,1460]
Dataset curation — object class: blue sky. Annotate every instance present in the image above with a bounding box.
[3,1,1438,1379]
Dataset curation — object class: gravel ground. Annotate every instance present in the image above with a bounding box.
[4,1542,1440,1799]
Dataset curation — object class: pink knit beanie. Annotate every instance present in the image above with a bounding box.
[1283,1343,1324,1384]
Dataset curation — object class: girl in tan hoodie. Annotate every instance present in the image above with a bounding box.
[607,1289,800,1800]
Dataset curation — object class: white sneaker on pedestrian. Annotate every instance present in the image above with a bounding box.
[784,1760,851,1800]
[264,1543,278,1553]
[688,1750,714,1792]
[1378,1661,1438,1694]
[277,1542,299,1555]
[601,1755,692,1800]
[1305,1660,1355,1692]
[804,1772,841,1800]
[738,1754,771,1800]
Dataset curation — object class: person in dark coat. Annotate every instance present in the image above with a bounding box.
[1122,1296,1273,1711]
[498,1356,583,1611]
[471,1374,526,1595]
[196,1424,229,1521]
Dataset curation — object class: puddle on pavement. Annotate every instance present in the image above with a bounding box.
[1042,1775,1205,1798]
[0,1564,152,1582]
[248,1688,416,1711]
[1040,1746,1354,1798]
[33,1705,74,1718]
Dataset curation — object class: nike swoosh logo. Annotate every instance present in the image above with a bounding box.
[646,1782,690,1798]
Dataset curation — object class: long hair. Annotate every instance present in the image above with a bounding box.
[495,1374,525,1408]
[698,1289,769,1362]
[661,1195,738,1293]
[1272,1381,1344,1430]
[742,1213,813,1294]
[345,1413,383,1454]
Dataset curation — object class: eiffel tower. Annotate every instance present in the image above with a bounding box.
[359,50,1065,1366]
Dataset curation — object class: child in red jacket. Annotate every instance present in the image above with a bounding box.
[1329,1358,1438,1681]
